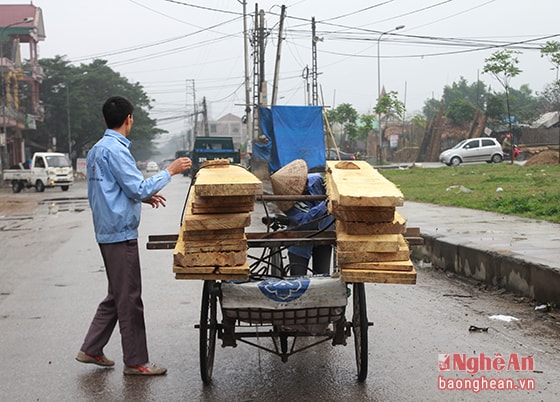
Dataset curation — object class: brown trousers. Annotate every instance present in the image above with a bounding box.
[80,240,148,366]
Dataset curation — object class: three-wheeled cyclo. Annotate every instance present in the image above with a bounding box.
[148,192,370,383]
[147,166,421,384]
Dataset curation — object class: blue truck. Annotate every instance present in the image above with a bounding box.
[188,136,241,176]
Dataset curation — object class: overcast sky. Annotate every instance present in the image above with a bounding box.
[25,0,560,135]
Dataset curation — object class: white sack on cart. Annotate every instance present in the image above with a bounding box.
[221,276,347,310]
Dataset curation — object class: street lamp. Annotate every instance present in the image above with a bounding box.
[376,24,404,163]
[66,83,72,158]
[1,16,34,172]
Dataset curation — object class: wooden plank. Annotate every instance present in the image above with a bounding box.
[191,203,255,214]
[336,233,402,253]
[405,227,421,237]
[337,241,410,264]
[183,228,245,241]
[175,272,249,281]
[173,263,249,274]
[340,267,417,284]
[183,212,251,231]
[192,194,256,214]
[183,188,252,230]
[330,205,395,223]
[325,160,404,207]
[336,212,406,235]
[195,194,256,206]
[339,259,414,271]
[174,262,250,280]
[183,238,247,253]
[174,249,247,268]
[194,164,263,197]
[406,236,424,246]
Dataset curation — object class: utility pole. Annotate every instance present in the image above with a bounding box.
[258,9,267,109]
[271,5,286,105]
[311,17,319,106]
[192,79,198,138]
[202,97,209,137]
[241,0,252,149]
[251,4,261,141]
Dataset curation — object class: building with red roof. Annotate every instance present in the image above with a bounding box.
[0,3,45,170]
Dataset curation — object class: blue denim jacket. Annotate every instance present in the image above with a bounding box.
[87,129,171,244]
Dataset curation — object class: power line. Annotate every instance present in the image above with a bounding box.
[319,1,395,23]
[161,0,242,16]
[71,16,241,63]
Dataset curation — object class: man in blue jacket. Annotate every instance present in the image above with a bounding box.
[76,96,192,375]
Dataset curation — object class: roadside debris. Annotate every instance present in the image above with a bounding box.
[445,185,473,193]
[489,315,519,322]
[468,325,489,332]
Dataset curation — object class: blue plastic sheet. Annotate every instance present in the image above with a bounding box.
[255,105,325,172]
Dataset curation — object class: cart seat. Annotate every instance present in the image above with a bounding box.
[220,275,347,327]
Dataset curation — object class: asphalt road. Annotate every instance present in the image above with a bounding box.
[0,176,559,401]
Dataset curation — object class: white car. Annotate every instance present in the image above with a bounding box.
[146,161,159,172]
[439,137,503,166]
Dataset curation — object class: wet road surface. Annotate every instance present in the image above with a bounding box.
[0,177,559,401]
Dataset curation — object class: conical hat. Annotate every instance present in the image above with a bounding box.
[270,159,308,211]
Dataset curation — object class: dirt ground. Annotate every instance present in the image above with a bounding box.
[524,150,560,166]
[0,194,37,215]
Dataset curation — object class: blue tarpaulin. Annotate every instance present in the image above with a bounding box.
[254,105,325,173]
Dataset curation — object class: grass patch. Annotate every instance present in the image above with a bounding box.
[380,163,560,223]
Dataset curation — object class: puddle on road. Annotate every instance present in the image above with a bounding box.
[38,196,89,215]
[0,215,34,231]
[0,196,89,231]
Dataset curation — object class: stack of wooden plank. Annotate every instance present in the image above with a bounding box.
[325,160,416,284]
[173,161,263,280]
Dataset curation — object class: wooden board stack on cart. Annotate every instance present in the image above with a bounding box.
[173,161,263,280]
[325,160,416,284]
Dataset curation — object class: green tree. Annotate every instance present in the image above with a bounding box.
[324,103,358,148]
[36,56,163,164]
[540,40,560,113]
[484,85,538,126]
[485,92,506,123]
[357,113,375,140]
[445,98,476,126]
[508,84,539,124]
[422,98,441,121]
[483,49,522,139]
[411,114,426,130]
[374,91,405,161]
[539,82,560,113]
[541,40,560,81]
[442,76,487,111]
[374,90,405,121]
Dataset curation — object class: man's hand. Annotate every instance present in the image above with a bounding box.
[166,157,192,176]
[143,193,167,208]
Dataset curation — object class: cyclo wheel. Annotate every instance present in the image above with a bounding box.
[352,282,368,382]
[200,280,218,384]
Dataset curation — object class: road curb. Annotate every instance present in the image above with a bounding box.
[411,234,560,305]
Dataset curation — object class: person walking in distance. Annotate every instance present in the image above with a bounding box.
[76,96,192,375]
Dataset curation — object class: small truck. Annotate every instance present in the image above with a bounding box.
[190,136,241,176]
[3,152,74,193]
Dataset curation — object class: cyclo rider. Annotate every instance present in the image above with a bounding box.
[270,159,334,276]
